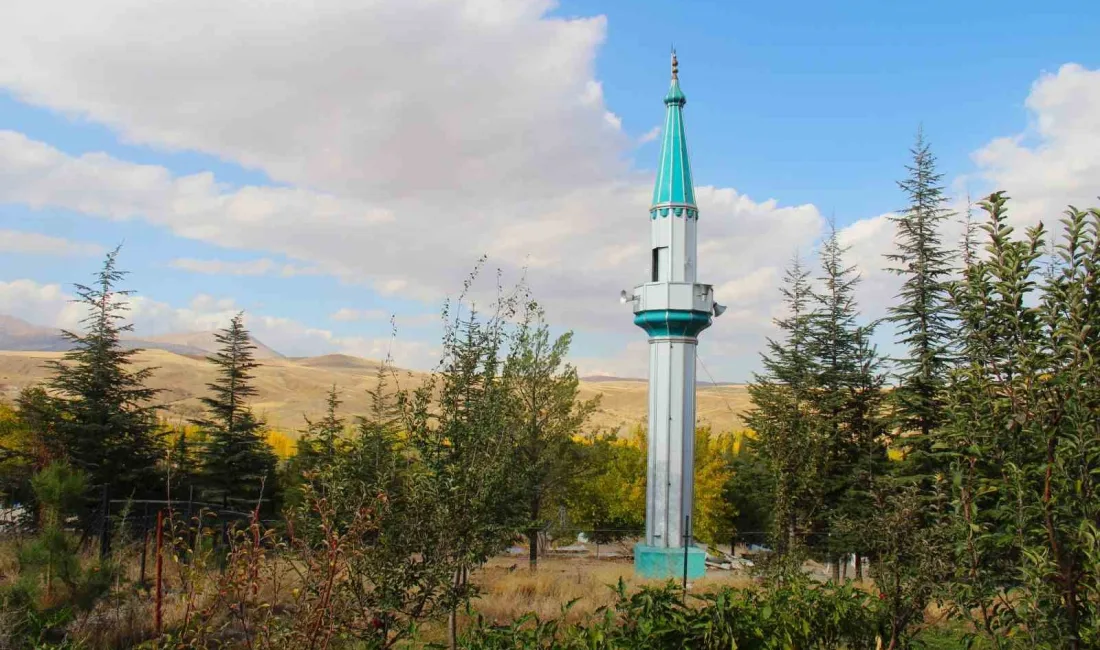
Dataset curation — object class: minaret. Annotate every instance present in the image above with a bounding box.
[624,51,722,579]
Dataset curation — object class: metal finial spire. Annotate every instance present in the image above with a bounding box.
[671,48,679,81]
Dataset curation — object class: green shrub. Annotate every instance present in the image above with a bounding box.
[458,577,882,649]
[0,462,116,648]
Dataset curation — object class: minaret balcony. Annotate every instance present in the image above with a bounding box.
[630,281,714,315]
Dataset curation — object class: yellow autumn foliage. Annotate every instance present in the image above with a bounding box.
[693,426,738,545]
[573,424,745,546]
[265,429,297,461]
[162,421,298,462]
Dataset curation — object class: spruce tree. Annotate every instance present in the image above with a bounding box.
[45,247,162,500]
[807,222,879,571]
[746,256,820,557]
[808,222,862,448]
[194,313,276,507]
[297,385,345,475]
[352,362,403,489]
[886,128,955,440]
[168,428,197,502]
[831,326,890,578]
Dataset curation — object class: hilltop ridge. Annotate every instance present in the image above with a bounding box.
[0,347,748,435]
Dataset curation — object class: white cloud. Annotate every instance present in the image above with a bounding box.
[330,308,388,322]
[14,0,1052,379]
[0,130,822,346]
[638,126,661,144]
[189,294,237,313]
[0,229,103,256]
[0,0,821,317]
[973,63,1100,226]
[0,279,84,330]
[0,278,439,370]
[170,257,320,277]
[0,0,623,204]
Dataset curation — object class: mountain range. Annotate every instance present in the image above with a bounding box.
[0,314,749,434]
[0,314,284,359]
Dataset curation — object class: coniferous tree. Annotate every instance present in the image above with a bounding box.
[296,385,346,478]
[886,128,955,441]
[723,438,775,549]
[807,223,885,573]
[838,327,890,576]
[194,312,276,507]
[168,429,197,502]
[45,247,162,501]
[746,256,821,557]
[352,361,404,490]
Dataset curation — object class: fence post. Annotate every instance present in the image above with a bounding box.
[98,485,110,560]
[220,496,230,572]
[155,509,164,636]
[183,486,194,566]
[139,502,149,585]
[682,515,691,599]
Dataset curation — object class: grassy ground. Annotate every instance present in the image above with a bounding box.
[465,554,751,624]
[0,537,756,647]
[1,536,980,648]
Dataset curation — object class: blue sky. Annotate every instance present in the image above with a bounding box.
[1,0,1099,380]
[555,0,1099,215]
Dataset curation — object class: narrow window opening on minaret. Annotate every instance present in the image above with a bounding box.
[652,247,668,282]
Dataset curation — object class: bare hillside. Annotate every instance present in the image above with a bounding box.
[0,349,748,434]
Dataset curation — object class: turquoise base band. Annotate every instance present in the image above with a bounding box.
[633,309,712,338]
[634,543,706,580]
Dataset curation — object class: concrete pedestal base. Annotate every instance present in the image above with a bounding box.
[634,543,706,580]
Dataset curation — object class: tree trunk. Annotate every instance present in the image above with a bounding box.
[447,567,463,650]
[528,494,540,571]
[528,528,539,571]
[855,553,863,580]
[831,557,840,582]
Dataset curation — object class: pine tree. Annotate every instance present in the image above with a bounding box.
[45,247,162,501]
[296,385,345,477]
[807,223,878,571]
[746,256,821,557]
[168,429,196,502]
[831,326,890,578]
[194,313,276,507]
[811,221,862,404]
[350,361,404,490]
[886,128,955,440]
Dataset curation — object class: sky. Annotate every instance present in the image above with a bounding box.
[1,0,1098,382]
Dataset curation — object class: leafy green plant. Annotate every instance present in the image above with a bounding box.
[937,195,1100,648]
[457,577,881,649]
[0,462,116,648]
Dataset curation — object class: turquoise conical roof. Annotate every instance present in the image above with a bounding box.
[651,51,697,220]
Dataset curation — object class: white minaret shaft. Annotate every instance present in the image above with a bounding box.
[629,52,718,567]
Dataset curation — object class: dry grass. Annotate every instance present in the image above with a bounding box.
[2,530,760,648]
[476,554,754,623]
[408,553,754,644]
